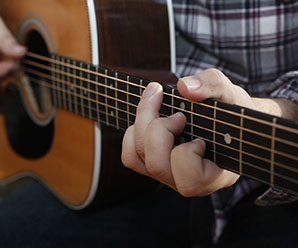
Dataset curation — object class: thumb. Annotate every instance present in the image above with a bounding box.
[0,18,26,57]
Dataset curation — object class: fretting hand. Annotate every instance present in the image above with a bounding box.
[122,69,258,196]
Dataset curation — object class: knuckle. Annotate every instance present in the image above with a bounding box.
[206,68,225,78]
[147,118,162,131]
[171,144,186,158]
[177,182,212,197]
[121,148,141,172]
[136,102,146,115]
[121,152,134,169]
[205,68,229,86]
[135,142,144,159]
[177,183,202,197]
[145,161,165,179]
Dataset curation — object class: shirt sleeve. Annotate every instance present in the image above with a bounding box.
[269,71,298,104]
[255,71,298,206]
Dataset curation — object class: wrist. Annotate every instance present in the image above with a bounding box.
[251,97,298,121]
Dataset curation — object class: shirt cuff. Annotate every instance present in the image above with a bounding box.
[269,71,298,104]
[257,71,298,206]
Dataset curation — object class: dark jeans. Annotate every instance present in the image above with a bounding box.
[0,181,298,248]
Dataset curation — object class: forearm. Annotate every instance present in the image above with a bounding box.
[252,97,298,121]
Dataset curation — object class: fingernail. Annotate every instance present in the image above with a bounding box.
[183,77,200,91]
[192,138,205,146]
[142,83,160,98]
[11,44,26,53]
[168,112,185,119]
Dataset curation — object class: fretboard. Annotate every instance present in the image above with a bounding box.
[22,52,298,195]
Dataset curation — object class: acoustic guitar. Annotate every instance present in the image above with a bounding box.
[0,0,298,210]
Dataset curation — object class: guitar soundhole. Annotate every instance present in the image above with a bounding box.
[2,84,54,159]
[1,30,55,159]
[19,30,55,125]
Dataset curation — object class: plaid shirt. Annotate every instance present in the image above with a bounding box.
[173,0,298,242]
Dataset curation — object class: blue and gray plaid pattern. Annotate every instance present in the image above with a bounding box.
[173,0,298,241]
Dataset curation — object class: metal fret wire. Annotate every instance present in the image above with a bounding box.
[21,54,298,184]
[22,61,298,152]
[26,76,298,188]
[23,66,298,163]
[25,74,298,177]
[25,52,298,135]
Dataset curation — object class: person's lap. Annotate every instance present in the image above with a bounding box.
[1,181,298,248]
[0,180,191,248]
[217,187,298,248]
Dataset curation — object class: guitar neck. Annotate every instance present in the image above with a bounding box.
[22,52,298,195]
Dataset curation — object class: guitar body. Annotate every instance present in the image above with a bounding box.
[0,0,175,209]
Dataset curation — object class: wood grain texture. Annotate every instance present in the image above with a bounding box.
[94,0,175,83]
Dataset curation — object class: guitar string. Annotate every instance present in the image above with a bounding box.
[26,75,298,185]
[37,81,298,187]
[54,88,298,186]
[22,61,298,152]
[21,53,293,191]
[24,52,298,135]
[25,74,298,176]
[23,66,298,163]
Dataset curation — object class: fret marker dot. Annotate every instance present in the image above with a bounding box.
[70,85,74,91]
[84,89,88,95]
[224,133,232,145]
[180,102,185,110]
[110,83,114,89]
[110,110,115,117]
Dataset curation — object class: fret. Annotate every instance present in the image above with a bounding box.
[215,101,242,172]
[140,79,146,96]
[126,76,130,128]
[115,72,119,130]
[213,101,217,163]
[104,69,109,126]
[127,76,141,124]
[95,67,100,122]
[270,118,277,187]
[191,102,194,141]
[239,108,244,175]
[239,107,273,184]
[116,72,129,129]
[60,56,67,110]
[171,88,175,115]
[241,108,272,179]
[138,78,145,119]
[139,79,143,97]
[65,57,71,111]
[78,62,85,117]
[88,64,97,121]
[65,58,70,112]
[87,64,92,119]
[192,101,214,160]
[56,55,62,108]
[173,92,192,142]
[160,86,173,117]
[51,54,58,107]
[73,59,78,115]
[107,71,117,127]
[67,58,73,113]
[93,66,107,124]
[82,63,90,119]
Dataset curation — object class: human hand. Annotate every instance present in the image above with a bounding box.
[122,69,256,196]
[0,17,26,78]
